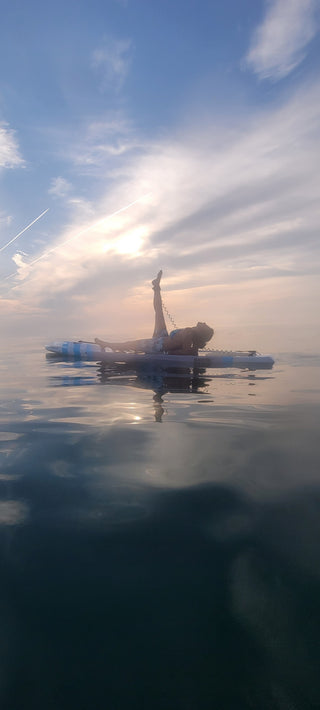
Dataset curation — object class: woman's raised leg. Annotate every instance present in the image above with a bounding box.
[152,270,168,338]
[94,270,168,350]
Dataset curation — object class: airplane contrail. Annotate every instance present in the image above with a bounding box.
[3,193,152,288]
[27,193,152,267]
[0,208,49,253]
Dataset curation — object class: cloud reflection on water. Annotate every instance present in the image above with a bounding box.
[0,349,320,708]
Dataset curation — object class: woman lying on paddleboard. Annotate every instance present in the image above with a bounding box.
[95,271,214,356]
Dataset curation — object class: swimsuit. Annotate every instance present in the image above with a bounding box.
[138,337,165,353]
[139,330,181,354]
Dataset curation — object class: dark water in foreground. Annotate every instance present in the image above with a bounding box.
[0,345,320,710]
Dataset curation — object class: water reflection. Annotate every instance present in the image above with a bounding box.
[47,359,274,422]
[1,348,320,708]
[1,464,320,708]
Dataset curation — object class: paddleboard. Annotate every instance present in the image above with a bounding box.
[45,341,274,369]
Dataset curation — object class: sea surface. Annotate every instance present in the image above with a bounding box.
[0,343,320,710]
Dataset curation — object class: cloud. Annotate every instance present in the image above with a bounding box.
[69,117,142,171]
[0,123,24,169]
[245,0,318,80]
[0,500,29,526]
[48,177,73,198]
[0,296,45,315]
[92,37,133,91]
[0,212,12,228]
[12,252,30,274]
[2,80,320,346]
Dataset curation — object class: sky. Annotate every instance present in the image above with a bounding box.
[0,0,320,352]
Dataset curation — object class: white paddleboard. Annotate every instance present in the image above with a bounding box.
[45,341,274,369]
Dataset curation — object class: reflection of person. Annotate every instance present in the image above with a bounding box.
[97,361,211,423]
[95,270,214,355]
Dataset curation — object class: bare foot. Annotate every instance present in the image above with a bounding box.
[152,269,162,289]
[94,337,107,350]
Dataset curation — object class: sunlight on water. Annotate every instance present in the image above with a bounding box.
[0,342,319,709]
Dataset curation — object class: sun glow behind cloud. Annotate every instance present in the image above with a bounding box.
[102,226,148,255]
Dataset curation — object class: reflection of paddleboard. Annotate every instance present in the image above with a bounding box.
[45,341,274,369]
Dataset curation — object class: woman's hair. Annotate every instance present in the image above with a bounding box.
[193,323,214,349]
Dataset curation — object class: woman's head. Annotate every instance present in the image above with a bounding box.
[194,322,214,348]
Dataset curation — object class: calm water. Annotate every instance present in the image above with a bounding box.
[0,343,320,710]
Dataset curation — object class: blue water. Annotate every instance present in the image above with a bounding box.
[0,344,320,709]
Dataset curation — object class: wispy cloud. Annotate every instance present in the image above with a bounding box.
[70,117,142,170]
[92,37,133,91]
[245,0,318,81]
[0,123,24,169]
[2,80,320,344]
[48,177,73,198]
[0,211,12,228]
[48,116,142,186]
